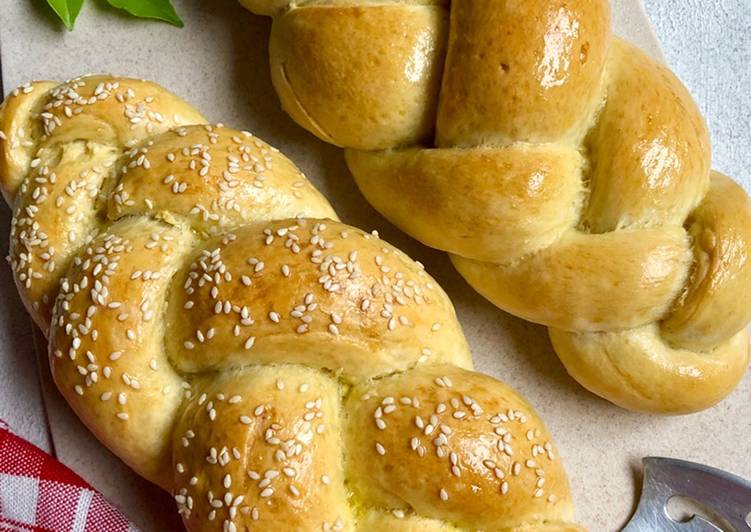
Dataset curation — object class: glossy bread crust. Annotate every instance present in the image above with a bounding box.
[0,75,581,530]
[270,4,449,150]
[245,0,751,415]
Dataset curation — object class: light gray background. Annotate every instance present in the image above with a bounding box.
[0,1,748,530]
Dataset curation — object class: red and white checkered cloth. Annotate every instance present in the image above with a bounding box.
[0,420,138,532]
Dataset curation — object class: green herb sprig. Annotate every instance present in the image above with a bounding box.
[45,0,183,30]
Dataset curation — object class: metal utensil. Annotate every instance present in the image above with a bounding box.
[623,457,751,531]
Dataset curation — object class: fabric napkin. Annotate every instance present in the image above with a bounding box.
[0,420,138,532]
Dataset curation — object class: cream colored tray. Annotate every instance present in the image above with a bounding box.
[0,1,748,530]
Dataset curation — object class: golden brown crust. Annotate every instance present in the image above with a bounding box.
[9,139,118,328]
[172,366,353,530]
[550,325,750,414]
[661,173,751,350]
[451,228,692,332]
[1,75,577,530]
[50,217,196,488]
[582,39,711,233]
[2,76,207,329]
[33,76,206,147]
[345,365,575,530]
[0,80,58,203]
[108,125,338,233]
[346,144,584,263]
[166,219,471,379]
[245,0,751,414]
[270,4,448,149]
[436,0,611,147]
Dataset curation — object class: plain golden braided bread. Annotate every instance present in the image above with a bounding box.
[242,0,751,414]
[0,76,583,531]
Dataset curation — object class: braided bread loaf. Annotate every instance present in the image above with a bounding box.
[243,0,751,414]
[0,76,582,530]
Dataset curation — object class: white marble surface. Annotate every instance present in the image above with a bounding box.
[0,1,748,530]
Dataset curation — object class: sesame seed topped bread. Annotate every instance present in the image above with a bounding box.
[0,76,583,530]
[243,0,751,414]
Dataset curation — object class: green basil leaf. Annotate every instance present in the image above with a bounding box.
[105,0,184,28]
[45,0,85,30]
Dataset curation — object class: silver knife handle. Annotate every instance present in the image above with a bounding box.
[622,457,751,532]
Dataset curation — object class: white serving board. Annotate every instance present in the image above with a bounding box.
[0,1,748,530]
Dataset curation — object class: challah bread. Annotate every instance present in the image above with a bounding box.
[0,76,582,530]
[243,0,751,414]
